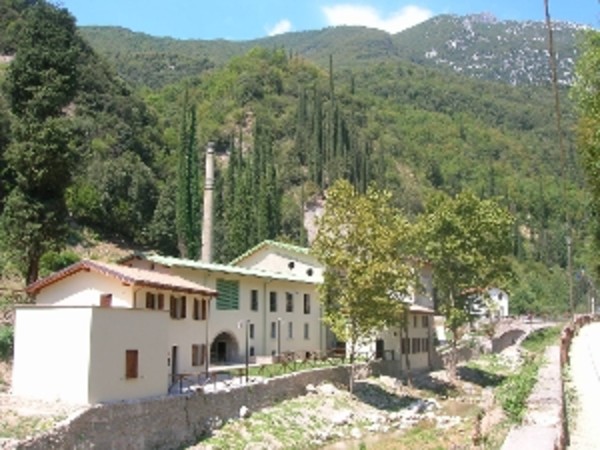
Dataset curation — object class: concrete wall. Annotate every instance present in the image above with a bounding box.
[14,366,356,450]
[89,308,169,403]
[492,329,525,353]
[12,307,92,403]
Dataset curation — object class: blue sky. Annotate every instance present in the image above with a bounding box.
[58,1,599,41]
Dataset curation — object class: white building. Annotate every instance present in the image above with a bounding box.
[12,260,217,404]
[12,241,436,404]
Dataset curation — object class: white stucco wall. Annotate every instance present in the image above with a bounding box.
[34,271,133,308]
[234,247,323,280]
[12,307,93,404]
[130,264,326,362]
[355,313,433,371]
[88,308,168,403]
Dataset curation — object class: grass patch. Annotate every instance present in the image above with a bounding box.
[521,326,561,353]
[496,356,540,423]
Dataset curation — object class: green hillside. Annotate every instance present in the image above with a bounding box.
[78,14,583,89]
[0,0,590,315]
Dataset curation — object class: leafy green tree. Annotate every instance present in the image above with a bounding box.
[312,179,415,364]
[1,1,80,283]
[421,191,514,379]
[573,30,600,273]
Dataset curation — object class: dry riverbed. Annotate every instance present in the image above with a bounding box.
[189,368,512,450]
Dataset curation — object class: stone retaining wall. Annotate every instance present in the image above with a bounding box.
[11,365,356,450]
[501,314,597,450]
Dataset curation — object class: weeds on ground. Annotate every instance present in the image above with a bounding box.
[562,366,578,434]
[0,411,58,439]
[521,326,561,353]
[496,356,541,423]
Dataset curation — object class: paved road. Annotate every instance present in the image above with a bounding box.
[569,322,600,449]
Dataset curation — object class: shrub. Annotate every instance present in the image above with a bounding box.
[0,325,14,360]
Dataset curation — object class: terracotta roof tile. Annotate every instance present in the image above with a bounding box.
[26,260,217,297]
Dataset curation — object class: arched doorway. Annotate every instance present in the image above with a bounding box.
[210,331,239,364]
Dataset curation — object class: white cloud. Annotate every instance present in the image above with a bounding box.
[322,4,432,33]
[267,19,293,36]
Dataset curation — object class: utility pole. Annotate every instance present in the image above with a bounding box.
[566,235,574,319]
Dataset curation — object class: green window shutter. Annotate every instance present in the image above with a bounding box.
[216,279,240,310]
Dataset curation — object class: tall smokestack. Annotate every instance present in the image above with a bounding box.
[201,142,215,263]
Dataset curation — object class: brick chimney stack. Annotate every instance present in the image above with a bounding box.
[201,142,215,263]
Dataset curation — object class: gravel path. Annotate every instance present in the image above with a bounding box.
[569,322,600,450]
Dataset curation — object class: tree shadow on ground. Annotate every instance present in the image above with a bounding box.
[353,382,419,411]
[411,373,458,397]
[457,366,505,388]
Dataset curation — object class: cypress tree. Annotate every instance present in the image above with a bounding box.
[175,90,201,259]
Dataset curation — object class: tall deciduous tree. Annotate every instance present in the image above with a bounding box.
[312,179,415,365]
[1,1,80,284]
[421,191,514,379]
[573,30,600,273]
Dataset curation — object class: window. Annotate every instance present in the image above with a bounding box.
[216,279,240,310]
[401,338,411,354]
[304,323,309,340]
[125,350,138,379]
[145,293,156,309]
[303,294,311,314]
[191,344,205,366]
[269,292,277,312]
[412,338,421,354]
[100,293,112,307]
[250,289,259,311]
[421,338,429,352]
[422,315,429,328]
[169,296,187,319]
[249,323,255,339]
[286,292,294,313]
[288,321,293,339]
[413,315,418,328]
[271,321,277,339]
[192,298,208,320]
[157,294,164,310]
[250,346,255,357]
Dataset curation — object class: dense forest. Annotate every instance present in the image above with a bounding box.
[0,0,594,315]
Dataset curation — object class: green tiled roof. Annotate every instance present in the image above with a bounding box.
[145,253,322,284]
[229,239,312,266]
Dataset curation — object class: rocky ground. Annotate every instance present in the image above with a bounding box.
[189,368,510,450]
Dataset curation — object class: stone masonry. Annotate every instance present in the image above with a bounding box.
[8,366,355,450]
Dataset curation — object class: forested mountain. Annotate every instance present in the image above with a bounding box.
[0,0,591,314]
[78,13,583,89]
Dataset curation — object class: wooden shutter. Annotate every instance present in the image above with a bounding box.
[169,296,177,318]
[216,279,240,310]
[193,299,199,320]
[192,344,199,366]
[125,350,138,379]
[201,299,207,320]
[180,296,187,319]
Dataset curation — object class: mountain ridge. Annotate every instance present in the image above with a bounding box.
[79,13,587,89]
